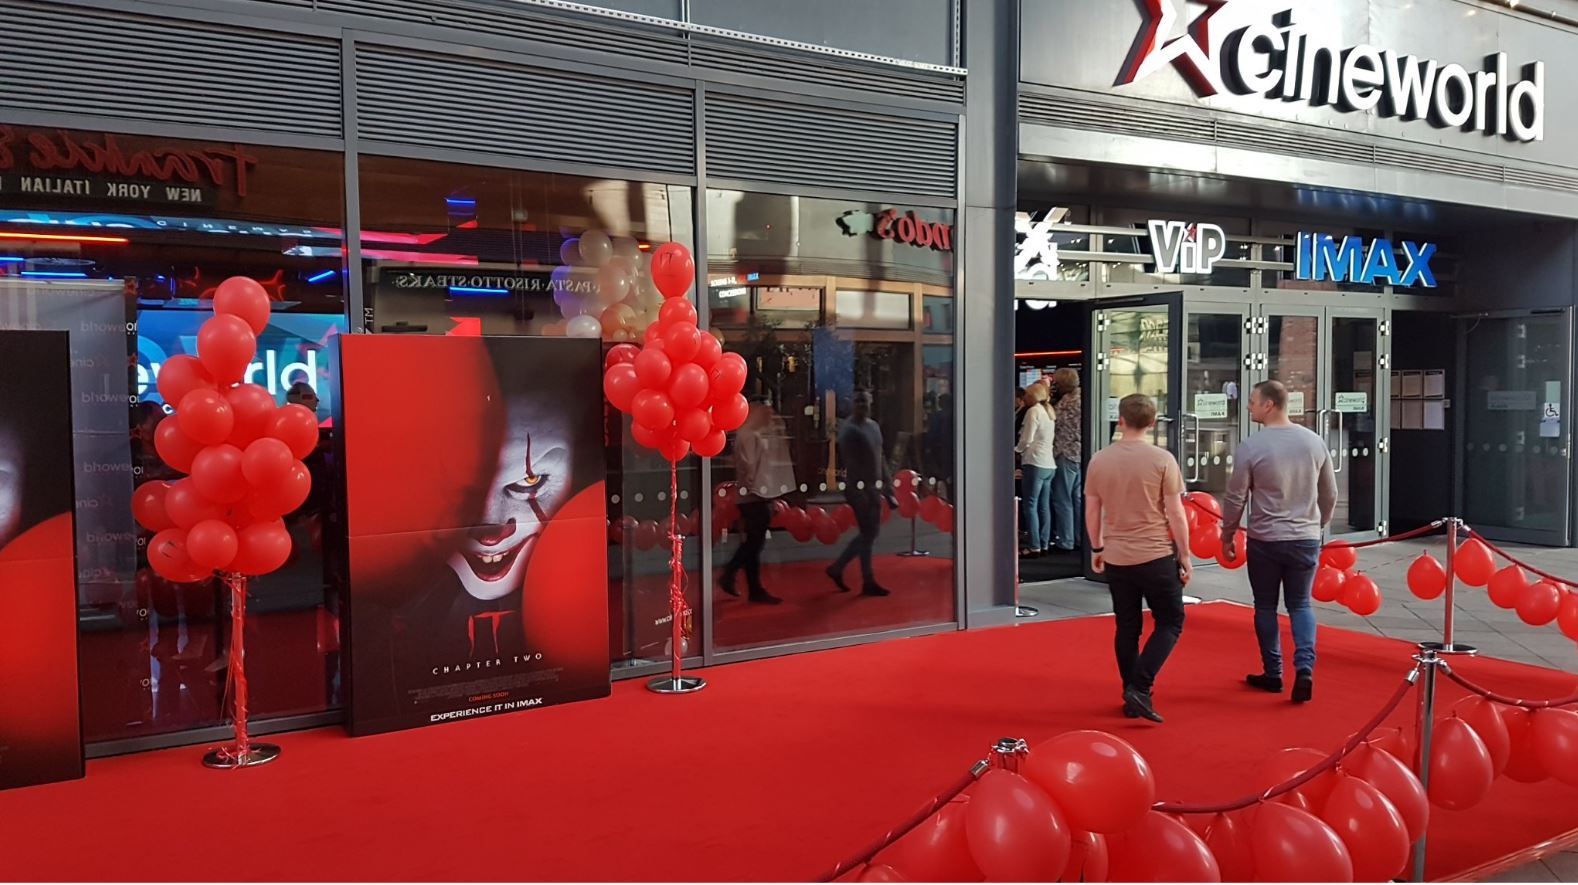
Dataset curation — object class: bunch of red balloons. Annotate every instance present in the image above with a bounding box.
[1412,537,1578,639]
[1182,492,1246,572]
[1307,540,1383,617]
[601,243,748,462]
[892,469,954,532]
[130,277,313,581]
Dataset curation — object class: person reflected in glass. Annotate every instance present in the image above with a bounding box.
[721,396,790,605]
[1050,368,1084,552]
[1016,381,1057,558]
[826,390,896,597]
[924,393,954,497]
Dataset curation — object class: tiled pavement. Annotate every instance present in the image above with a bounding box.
[1017,537,1578,882]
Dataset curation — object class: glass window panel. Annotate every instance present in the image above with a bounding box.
[834,290,911,329]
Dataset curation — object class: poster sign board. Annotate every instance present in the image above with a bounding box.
[1334,392,1369,413]
[1193,393,1229,419]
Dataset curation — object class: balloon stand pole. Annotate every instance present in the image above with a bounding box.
[898,513,931,558]
[647,464,705,695]
[203,573,281,769]
[1011,496,1037,618]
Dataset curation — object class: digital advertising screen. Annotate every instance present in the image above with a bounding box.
[339,335,610,736]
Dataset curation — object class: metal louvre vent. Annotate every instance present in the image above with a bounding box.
[706,94,956,197]
[355,43,694,173]
[689,41,964,105]
[1021,90,1578,196]
[0,0,341,136]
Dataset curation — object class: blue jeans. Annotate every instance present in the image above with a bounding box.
[1051,455,1082,550]
[1020,464,1054,550]
[1246,538,1321,677]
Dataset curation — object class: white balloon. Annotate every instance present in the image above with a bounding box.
[611,236,641,260]
[559,238,581,266]
[579,230,613,266]
[566,315,602,338]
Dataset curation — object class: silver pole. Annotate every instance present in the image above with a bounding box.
[1444,518,1458,649]
[1411,645,1440,882]
[1014,494,1037,618]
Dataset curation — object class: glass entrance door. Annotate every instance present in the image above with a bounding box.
[1092,295,1182,454]
[1457,309,1573,546]
[1182,303,1250,499]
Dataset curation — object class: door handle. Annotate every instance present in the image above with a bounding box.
[1333,408,1345,474]
[1180,411,1202,482]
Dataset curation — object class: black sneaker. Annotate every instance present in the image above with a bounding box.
[1122,686,1164,723]
[1292,670,1314,704]
[825,565,852,593]
[860,583,891,597]
[1246,673,1284,693]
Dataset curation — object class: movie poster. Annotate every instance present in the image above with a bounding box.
[0,331,82,790]
[339,335,609,736]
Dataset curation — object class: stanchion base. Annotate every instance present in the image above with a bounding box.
[201,742,281,769]
[898,550,932,558]
[1419,640,1479,657]
[1015,605,1039,618]
[646,675,706,694]
[1182,595,1203,605]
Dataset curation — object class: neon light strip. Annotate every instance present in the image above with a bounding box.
[448,286,510,296]
[0,257,26,263]
[21,271,89,278]
[0,231,128,244]
[306,269,337,283]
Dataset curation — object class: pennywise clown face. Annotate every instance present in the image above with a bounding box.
[446,395,575,600]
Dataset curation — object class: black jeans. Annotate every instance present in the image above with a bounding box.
[724,500,771,594]
[1107,554,1186,694]
[831,489,882,584]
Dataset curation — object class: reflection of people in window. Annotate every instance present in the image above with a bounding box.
[826,391,895,596]
[721,397,792,605]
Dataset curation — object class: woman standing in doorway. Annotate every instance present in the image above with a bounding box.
[1016,381,1057,558]
[1051,368,1084,552]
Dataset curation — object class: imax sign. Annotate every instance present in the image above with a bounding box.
[1294,232,1436,287]
[1120,2,1546,142]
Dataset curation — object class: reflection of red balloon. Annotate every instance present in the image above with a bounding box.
[196,313,257,384]
[897,491,920,519]
[712,393,749,432]
[156,354,215,406]
[1188,521,1220,560]
[1345,573,1382,616]
[1532,708,1578,787]
[884,800,980,883]
[920,494,946,526]
[1320,774,1409,883]
[177,388,234,446]
[1320,541,1357,571]
[1024,730,1155,834]
[1251,803,1353,883]
[650,242,695,299]
[1454,537,1496,587]
[669,363,710,410]
[603,363,641,412]
[1312,565,1347,603]
[1517,579,1563,626]
[231,519,292,575]
[893,469,919,493]
[164,479,227,529]
[1453,696,1512,776]
[1105,812,1219,882]
[1428,716,1495,810]
[1487,564,1527,609]
[186,519,239,570]
[834,503,857,532]
[131,481,175,532]
[634,519,661,551]
[191,444,249,504]
[1406,552,1448,600]
[1346,743,1428,843]
[1501,706,1549,784]
[224,383,277,447]
[213,276,272,335]
[963,770,1071,882]
[268,403,320,460]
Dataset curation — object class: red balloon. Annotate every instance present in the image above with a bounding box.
[658,297,697,328]
[1061,830,1109,883]
[241,437,297,490]
[1366,726,1415,767]
[1407,552,1448,600]
[1105,812,1219,883]
[1518,579,1563,626]
[788,510,816,543]
[185,519,239,571]
[177,388,234,446]
[213,276,272,335]
[893,469,919,493]
[1193,812,1253,882]
[1452,696,1511,776]
[883,800,980,883]
[643,322,664,345]
[604,343,641,369]
[1345,573,1382,616]
[1532,708,1578,787]
[1321,774,1409,882]
[1188,520,1221,560]
[1320,541,1358,571]
[147,528,203,582]
[230,519,292,575]
[164,479,227,529]
[1488,564,1528,609]
[1258,747,1338,812]
[920,493,946,526]
[630,420,667,452]
[1024,730,1156,834]
[662,321,701,363]
[693,429,726,458]
[712,393,749,432]
[633,519,661,551]
[896,490,920,519]
[650,242,695,299]
[154,419,203,473]
[1428,716,1496,810]
[675,407,712,443]
[692,331,722,369]
[1215,529,1246,570]
[268,403,320,460]
[1312,565,1347,603]
[1501,706,1549,784]
[155,354,214,406]
[1251,802,1353,882]
[249,461,311,519]
[634,347,672,389]
[223,383,276,447]
[940,502,955,534]
[1454,537,1496,587]
[660,435,690,463]
[1559,591,1578,641]
[131,481,175,532]
[709,352,748,397]
[1186,490,1222,518]
[1346,743,1428,843]
[604,363,641,412]
[191,444,248,504]
[963,770,1071,882]
[632,389,676,432]
[857,864,905,883]
[196,313,257,384]
[669,363,710,410]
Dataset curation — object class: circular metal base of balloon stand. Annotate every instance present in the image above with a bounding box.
[647,675,706,694]
[1182,594,1202,605]
[1015,605,1039,618]
[1418,640,1479,657]
[898,550,932,557]
[202,742,281,769]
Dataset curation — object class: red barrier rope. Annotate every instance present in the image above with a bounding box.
[1465,528,1578,591]
[1441,663,1578,709]
[1181,496,1443,550]
[816,761,990,882]
[1154,667,1420,814]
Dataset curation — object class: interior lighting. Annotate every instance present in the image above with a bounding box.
[21,270,89,278]
[0,231,128,244]
[448,286,511,297]
[306,270,337,283]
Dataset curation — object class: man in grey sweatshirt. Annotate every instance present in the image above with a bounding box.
[1219,380,1337,704]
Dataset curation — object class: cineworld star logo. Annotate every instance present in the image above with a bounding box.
[1117,0,1546,142]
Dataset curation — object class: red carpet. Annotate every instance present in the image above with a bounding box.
[3,601,1575,881]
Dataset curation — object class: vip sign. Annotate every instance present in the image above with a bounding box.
[1119,1,1546,142]
[1294,232,1437,287]
[1148,219,1227,274]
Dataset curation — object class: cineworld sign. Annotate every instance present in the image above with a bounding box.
[1120,3,1546,142]
[1294,232,1436,287]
